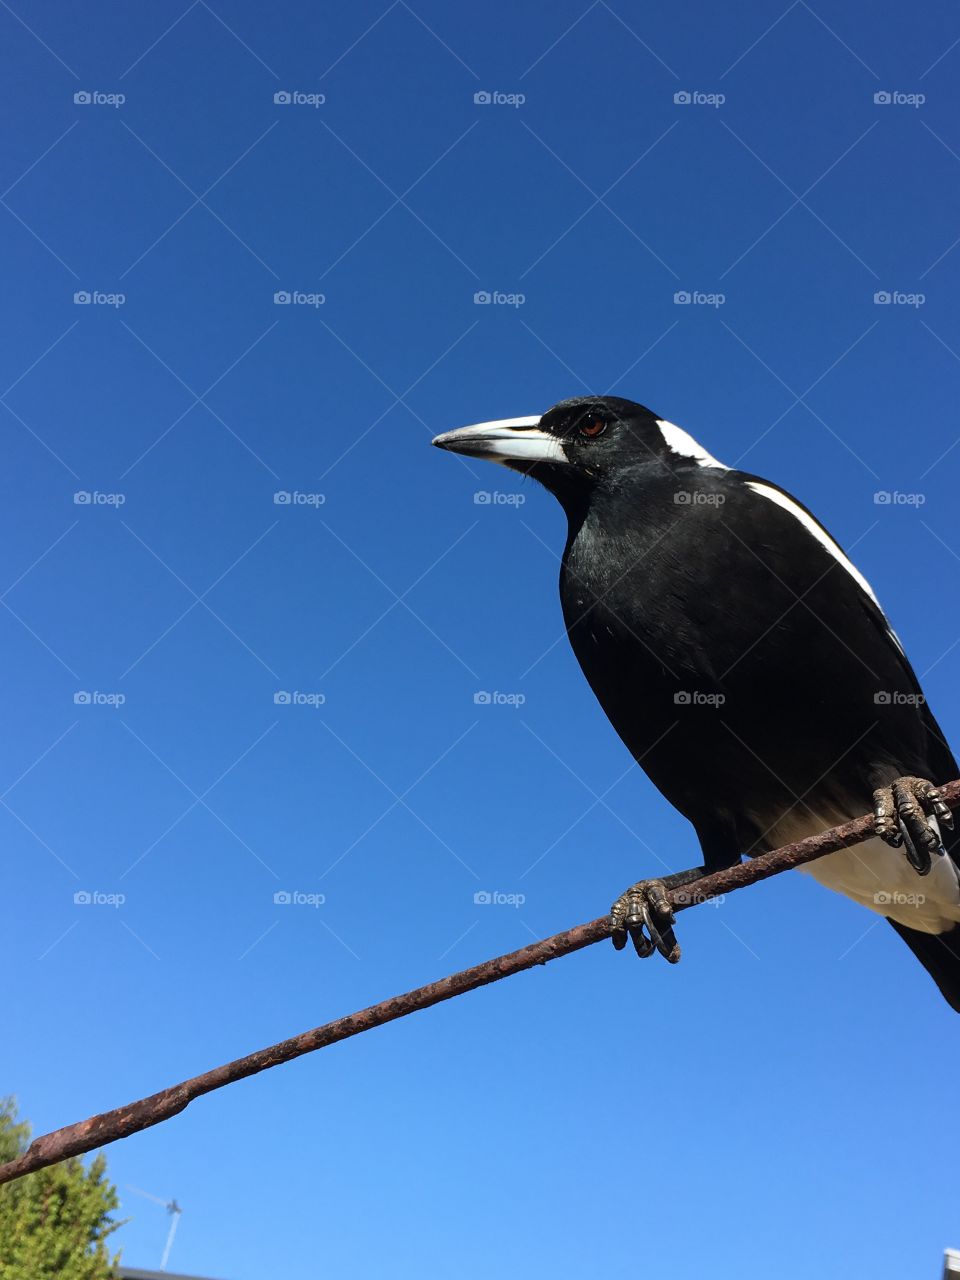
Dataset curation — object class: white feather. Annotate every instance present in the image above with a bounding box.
[656,419,728,469]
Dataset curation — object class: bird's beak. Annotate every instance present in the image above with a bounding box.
[431,416,566,466]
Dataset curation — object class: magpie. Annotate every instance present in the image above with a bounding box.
[432,396,960,1011]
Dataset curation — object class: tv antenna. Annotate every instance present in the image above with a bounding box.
[125,1185,183,1271]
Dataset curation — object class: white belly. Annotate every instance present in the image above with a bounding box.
[758,811,960,934]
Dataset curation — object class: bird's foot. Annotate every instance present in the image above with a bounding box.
[610,879,681,962]
[873,776,953,875]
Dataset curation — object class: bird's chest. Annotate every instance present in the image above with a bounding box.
[560,527,707,678]
[559,541,689,714]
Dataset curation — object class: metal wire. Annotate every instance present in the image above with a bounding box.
[3,781,957,1188]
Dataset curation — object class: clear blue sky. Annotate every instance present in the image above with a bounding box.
[2,2,959,1276]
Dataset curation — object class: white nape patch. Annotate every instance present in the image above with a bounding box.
[745,480,881,607]
[432,418,566,466]
[656,419,728,469]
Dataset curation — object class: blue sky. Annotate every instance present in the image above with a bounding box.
[2,1,959,1276]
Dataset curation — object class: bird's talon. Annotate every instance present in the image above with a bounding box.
[610,879,681,963]
[631,931,655,959]
[931,792,954,829]
[873,775,949,876]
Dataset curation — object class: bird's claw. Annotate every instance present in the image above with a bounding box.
[610,879,681,963]
[873,776,952,875]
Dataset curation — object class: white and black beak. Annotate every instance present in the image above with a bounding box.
[431,416,566,467]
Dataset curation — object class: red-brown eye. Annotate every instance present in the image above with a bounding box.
[579,418,606,438]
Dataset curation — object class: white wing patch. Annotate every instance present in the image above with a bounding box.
[656,419,728,469]
[745,480,879,603]
[745,480,906,656]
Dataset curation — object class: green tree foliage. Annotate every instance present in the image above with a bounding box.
[0,1098,121,1278]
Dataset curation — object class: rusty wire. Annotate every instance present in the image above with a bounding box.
[3,780,958,1188]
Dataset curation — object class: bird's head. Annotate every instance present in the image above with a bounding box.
[431,396,721,510]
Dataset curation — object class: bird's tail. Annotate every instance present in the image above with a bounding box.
[888,919,960,1012]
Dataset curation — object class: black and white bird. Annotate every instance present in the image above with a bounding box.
[433,396,960,1010]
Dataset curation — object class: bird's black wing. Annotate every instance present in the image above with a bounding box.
[739,471,959,783]
[732,473,960,1011]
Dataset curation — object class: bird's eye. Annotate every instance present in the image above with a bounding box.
[579,418,606,439]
